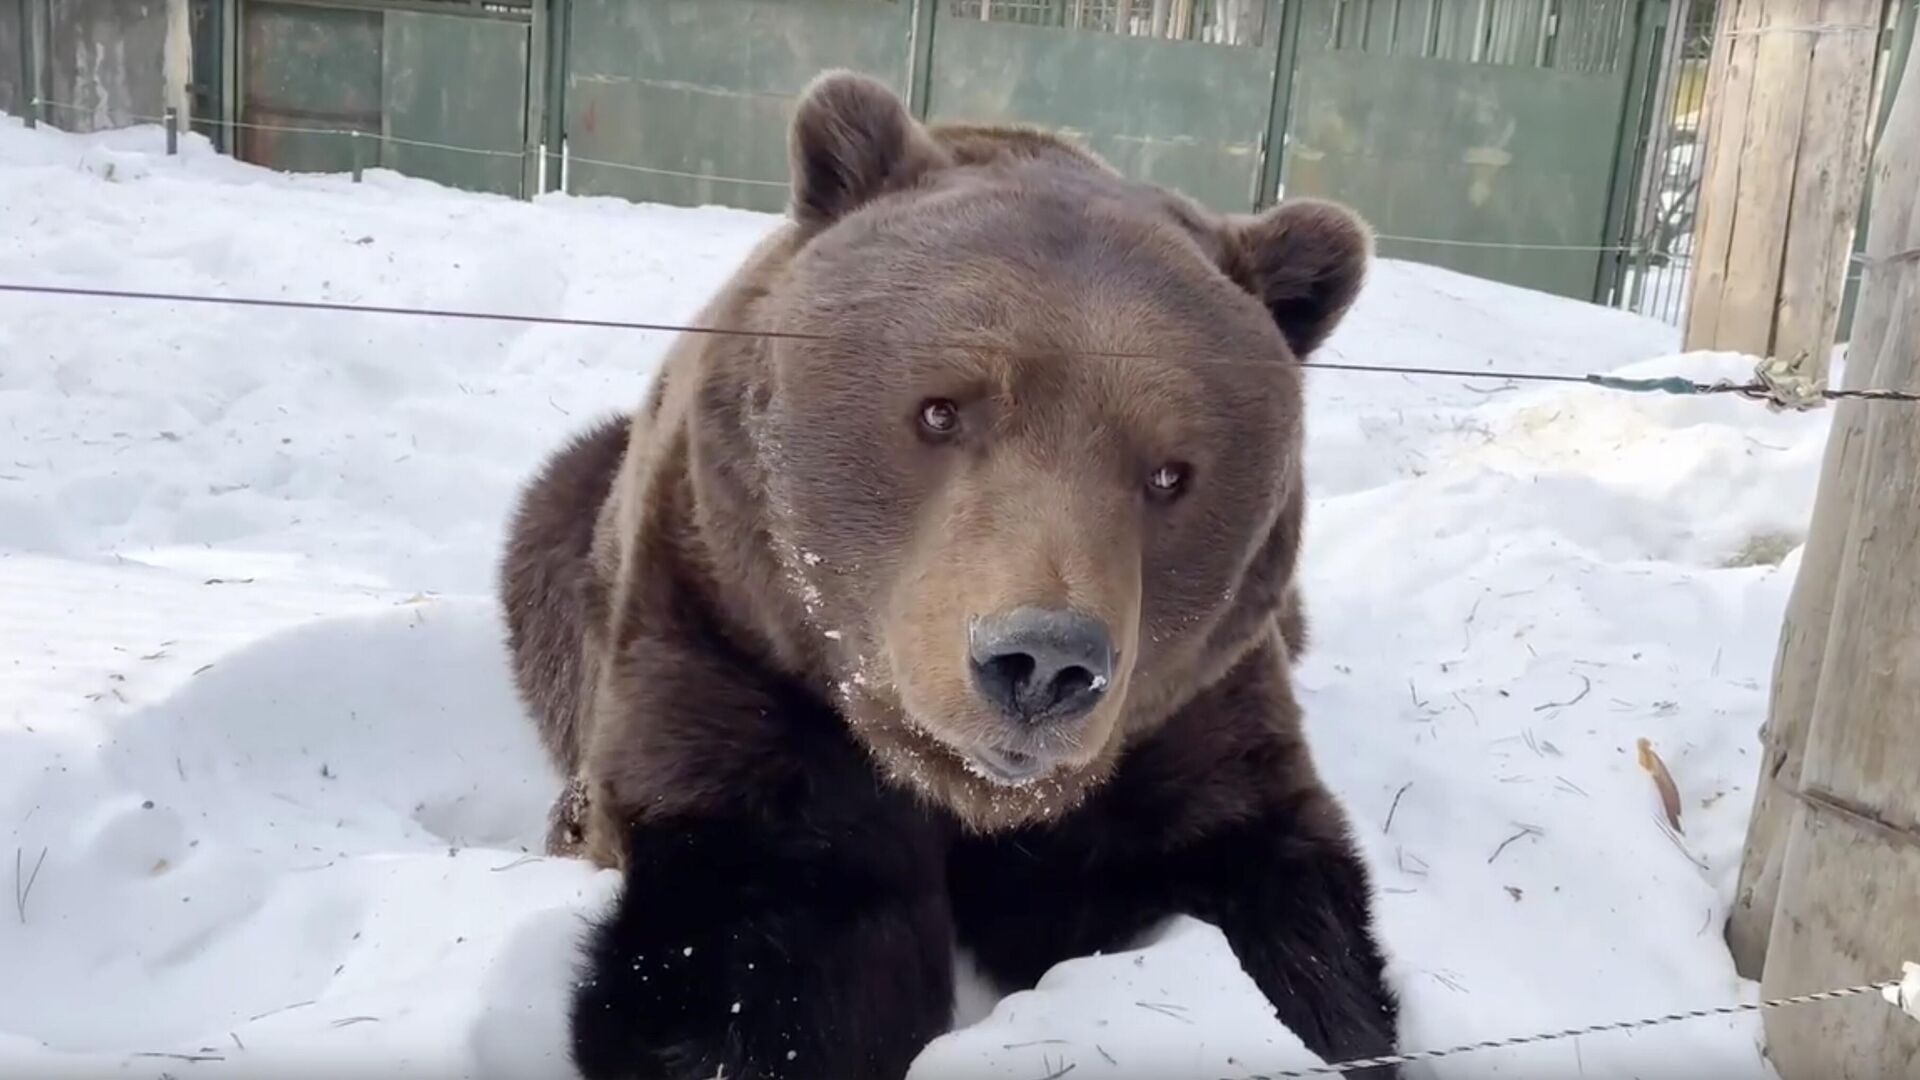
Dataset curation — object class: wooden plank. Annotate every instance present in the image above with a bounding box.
[1797,46,1920,853]
[1733,5,1920,977]
[1727,328,1884,976]
[1757,35,1920,1076]
[1770,0,1882,378]
[1715,0,1819,357]
[1685,0,1885,370]
[1683,0,1766,349]
[1760,805,1920,1077]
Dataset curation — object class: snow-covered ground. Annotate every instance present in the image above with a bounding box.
[1,119,1839,1079]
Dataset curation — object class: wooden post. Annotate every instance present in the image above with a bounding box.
[1745,36,1920,1078]
[1725,356,1879,976]
[1682,0,1883,385]
[1723,0,1910,978]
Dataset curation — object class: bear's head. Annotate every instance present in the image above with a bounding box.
[738,72,1368,831]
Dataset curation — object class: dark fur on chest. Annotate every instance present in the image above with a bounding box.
[503,416,1399,1080]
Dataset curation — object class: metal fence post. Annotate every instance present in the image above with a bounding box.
[16,0,37,129]
[164,106,178,154]
[541,0,571,195]
[350,129,363,182]
[906,0,937,121]
[1256,0,1303,211]
[522,0,549,199]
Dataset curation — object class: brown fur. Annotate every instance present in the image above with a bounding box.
[504,82,1365,846]
[502,71,1394,1079]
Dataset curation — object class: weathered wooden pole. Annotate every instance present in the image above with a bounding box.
[1744,34,1920,1078]
[1683,0,1884,382]
[1718,0,1897,977]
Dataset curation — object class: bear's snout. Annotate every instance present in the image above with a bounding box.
[967,606,1113,727]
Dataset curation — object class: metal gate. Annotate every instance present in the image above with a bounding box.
[164,0,1676,306]
[560,0,914,212]
[232,0,534,197]
[923,0,1284,213]
[1280,0,1655,300]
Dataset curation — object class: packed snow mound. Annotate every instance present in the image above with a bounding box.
[1,117,1836,1079]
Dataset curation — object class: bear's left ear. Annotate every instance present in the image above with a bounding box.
[1227,199,1372,358]
[789,70,945,230]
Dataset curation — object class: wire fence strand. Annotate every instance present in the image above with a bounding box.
[11,102,1920,1076]
[33,99,789,187]
[10,107,1920,405]
[2,280,1917,405]
[27,101,1647,245]
[36,100,525,160]
[1237,977,1902,1078]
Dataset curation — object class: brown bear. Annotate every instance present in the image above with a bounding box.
[500,70,1398,1080]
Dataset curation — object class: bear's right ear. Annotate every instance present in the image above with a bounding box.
[789,71,944,230]
[1228,199,1372,358]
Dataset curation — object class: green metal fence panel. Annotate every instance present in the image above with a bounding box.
[562,0,914,212]
[202,0,1661,311]
[925,0,1280,212]
[238,1,383,175]
[383,9,529,196]
[1282,0,1644,300]
[235,0,532,195]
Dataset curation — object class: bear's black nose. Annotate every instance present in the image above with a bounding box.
[968,607,1113,724]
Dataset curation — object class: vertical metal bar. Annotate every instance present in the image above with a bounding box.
[1665,0,1712,324]
[165,106,178,153]
[542,0,569,194]
[21,0,44,128]
[907,0,939,120]
[1626,0,1690,314]
[1592,0,1665,304]
[15,0,34,128]
[221,0,239,156]
[522,0,548,199]
[350,128,363,182]
[1256,0,1303,209]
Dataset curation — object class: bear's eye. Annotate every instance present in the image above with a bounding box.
[917,399,960,439]
[1147,463,1189,499]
